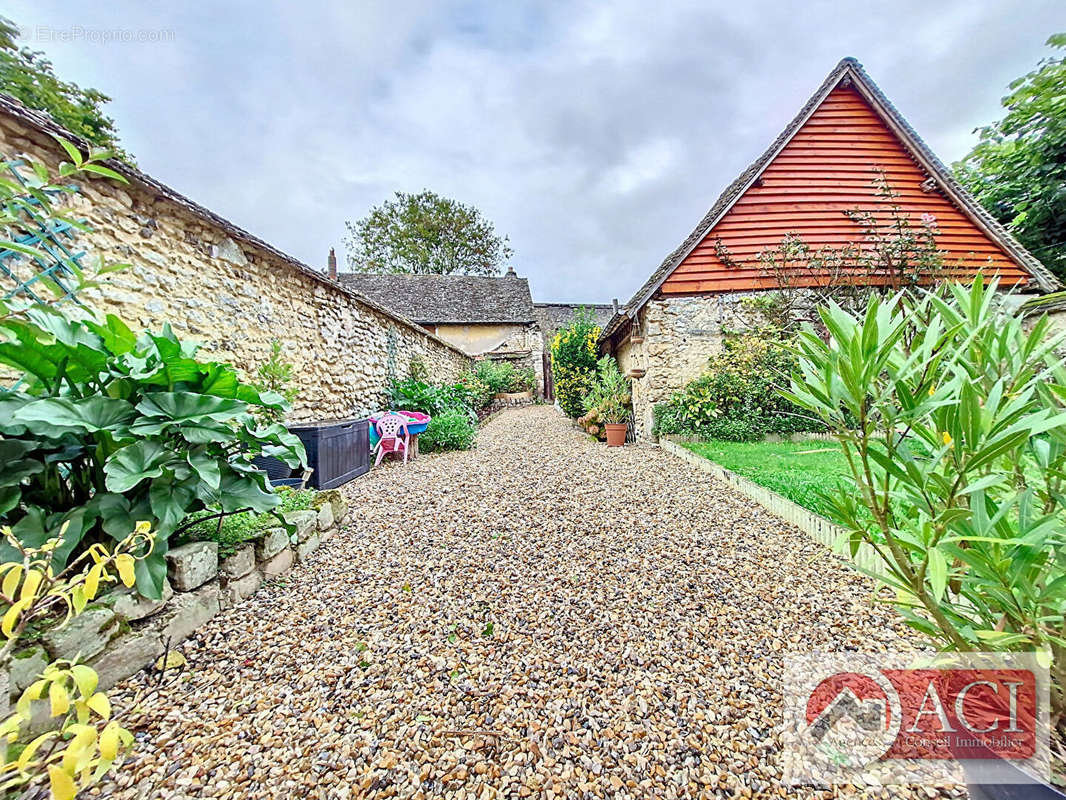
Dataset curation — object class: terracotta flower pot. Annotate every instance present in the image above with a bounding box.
[605,423,627,447]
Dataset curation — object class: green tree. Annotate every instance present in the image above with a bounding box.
[955,34,1066,280]
[0,16,130,160]
[344,190,512,275]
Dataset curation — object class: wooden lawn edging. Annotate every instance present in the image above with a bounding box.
[657,438,887,578]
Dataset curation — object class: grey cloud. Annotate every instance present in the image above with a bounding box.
[5,0,1062,302]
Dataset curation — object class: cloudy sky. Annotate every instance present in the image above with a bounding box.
[5,1,1063,303]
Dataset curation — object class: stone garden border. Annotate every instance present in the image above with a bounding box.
[657,438,887,578]
[5,491,350,700]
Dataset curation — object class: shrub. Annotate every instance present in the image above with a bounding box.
[652,333,821,441]
[785,280,1066,722]
[472,360,533,394]
[456,370,493,410]
[387,377,478,418]
[0,310,306,599]
[387,378,443,415]
[550,308,600,417]
[420,409,476,452]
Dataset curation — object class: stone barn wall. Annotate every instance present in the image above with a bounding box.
[609,293,770,438]
[0,98,471,420]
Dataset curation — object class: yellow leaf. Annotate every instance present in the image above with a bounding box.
[134,520,152,535]
[49,682,70,717]
[71,585,87,615]
[114,554,136,588]
[83,563,103,601]
[69,665,98,699]
[19,569,43,602]
[17,730,57,769]
[86,691,110,719]
[1,597,30,638]
[2,565,21,599]
[99,721,121,761]
[942,431,953,447]
[155,650,187,671]
[48,765,77,800]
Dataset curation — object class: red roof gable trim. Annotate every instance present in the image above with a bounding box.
[601,58,1059,341]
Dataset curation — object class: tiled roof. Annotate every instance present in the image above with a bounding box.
[337,272,534,324]
[600,57,1060,340]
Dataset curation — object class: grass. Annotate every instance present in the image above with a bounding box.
[680,439,855,519]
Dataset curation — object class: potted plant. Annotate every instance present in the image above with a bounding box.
[583,356,631,447]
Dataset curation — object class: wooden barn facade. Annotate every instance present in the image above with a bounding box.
[601,57,1059,438]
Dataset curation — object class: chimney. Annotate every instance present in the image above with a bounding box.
[612,298,620,314]
[327,247,338,280]
[504,265,517,278]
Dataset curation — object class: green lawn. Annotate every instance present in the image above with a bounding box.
[680,439,855,518]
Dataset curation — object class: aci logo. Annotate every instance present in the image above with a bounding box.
[783,653,1049,786]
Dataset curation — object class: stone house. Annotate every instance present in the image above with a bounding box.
[339,269,614,399]
[340,267,548,393]
[599,57,1060,438]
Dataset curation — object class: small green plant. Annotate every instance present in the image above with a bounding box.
[254,339,299,425]
[181,487,316,557]
[420,410,476,452]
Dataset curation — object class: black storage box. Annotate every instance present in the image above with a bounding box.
[289,418,370,489]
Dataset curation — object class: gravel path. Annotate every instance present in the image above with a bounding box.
[98,406,962,800]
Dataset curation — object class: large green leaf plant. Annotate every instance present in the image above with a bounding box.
[0,310,305,598]
[784,280,1066,723]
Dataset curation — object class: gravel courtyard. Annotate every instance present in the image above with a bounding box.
[99,406,961,800]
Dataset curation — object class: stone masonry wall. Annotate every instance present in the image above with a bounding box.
[0,106,471,420]
[622,293,766,438]
[6,493,349,705]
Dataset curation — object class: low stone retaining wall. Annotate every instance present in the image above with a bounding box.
[657,439,886,577]
[5,492,349,699]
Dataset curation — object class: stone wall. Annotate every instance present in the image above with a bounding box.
[0,101,471,420]
[6,493,349,702]
[612,293,766,437]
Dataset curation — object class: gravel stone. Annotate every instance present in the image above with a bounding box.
[98,408,964,799]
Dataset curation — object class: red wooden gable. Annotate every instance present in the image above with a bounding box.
[660,85,1032,295]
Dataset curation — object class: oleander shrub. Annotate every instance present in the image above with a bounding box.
[420,409,477,452]
[550,308,600,418]
[785,280,1066,722]
[652,332,821,441]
